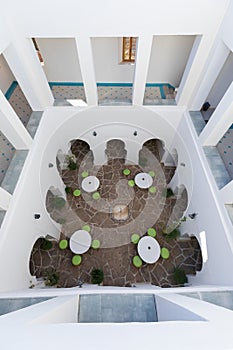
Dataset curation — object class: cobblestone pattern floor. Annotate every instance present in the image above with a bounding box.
[30,140,202,288]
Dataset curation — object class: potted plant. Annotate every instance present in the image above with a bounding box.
[67,156,77,170]
[91,268,104,285]
[40,238,53,250]
[173,267,188,286]
[52,196,66,209]
[43,270,59,287]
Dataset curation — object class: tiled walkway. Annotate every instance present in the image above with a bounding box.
[30,140,202,288]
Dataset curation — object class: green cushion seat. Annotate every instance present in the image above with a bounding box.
[82,225,91,232]
[133,255,142,268]
[123,168,131,176]
[149,186,156,194]
[161,247,170,259]
[128,180,135,187]
[91,239,100,249]
[59,239,68,250]
[147,227,156,237]
[81,171,89,178]
[92,191,100,200]
[148,171,155,177]
[72,255,82,266]
[73,189,81,197]
[131,233,140,244]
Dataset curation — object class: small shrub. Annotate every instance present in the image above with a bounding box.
[44,270,59,287]
[139,157,148,167]
[56,218,66,225]
[165,228,181,239]
[65,186,72,194]
[41,238,52,250]
[163,187,174,198]
[91,268,104,285]
[174,267,188,286]
[67,156,77,170]
[52,196,66,209]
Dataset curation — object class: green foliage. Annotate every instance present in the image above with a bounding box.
[65,186,72,194]
[56,218,66,225]
[52,196,66,209]
[44,270,59,287]
[67,156,77,170]
[163,187,174,198]
[91,268,104,285]
[174,267,188,286]
[41,238,52,250]
[139,157,148,167]
[163,228,181,239]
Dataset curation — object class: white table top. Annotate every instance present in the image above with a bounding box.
[81,175,100,193]
[69,230,92,254]
[134,172,153,189]
[137,236,160,264]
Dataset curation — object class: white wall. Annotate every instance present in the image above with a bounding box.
[92,37,134,83]
[0,55,14,94]
[180,113,233,285]
[207,51,233,107]
[156,295,205,321]
[37,38,83,82]
[147,35,195,87]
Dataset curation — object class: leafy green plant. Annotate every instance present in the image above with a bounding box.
[44,270,59,287]
[40,238,53,250]
[164,228,181,239]
[56,218,66,225]
[163,187,174,198]
[52,196,66,209]
[173,267,188,286]
[139,157,148,167]
[65,186,72,194]
[91,268,104,285]
[67,156,77,170]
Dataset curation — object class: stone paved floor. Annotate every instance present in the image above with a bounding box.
[30,140,202,288]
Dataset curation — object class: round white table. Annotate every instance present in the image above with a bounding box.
[69,230,92,254]
[81,176,100,193]
[134,172,153,189]
[137,236,160,264]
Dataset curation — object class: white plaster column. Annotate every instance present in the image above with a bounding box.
[132,35,153,106]
[176,35,218,108]
[161,149,176,167]
[0,90,32,149]
[199,82,233,146]
[92,144,107,165]
[125,141,142,164]
[3,38,54,111]
[75,37,98,106]
[190,41,230,110]
[0,187,11,210]
[220,180,233,204]
[167,170,179,192]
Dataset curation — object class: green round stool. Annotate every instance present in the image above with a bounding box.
[59,239,68,250]
[91,239,100,249]
[82,225,91,232]
[123,169,131,176]
[161,247,170,259]
[149,186,156,194]
[72,255,82,266]
[92,191,100,200]
[131,233,140,244]
[147,227,156,237]
[148,171,155,177]
[128,180,135,187]
[133,255,142,268]
[73,189,81,197]
[81,171,88,178]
